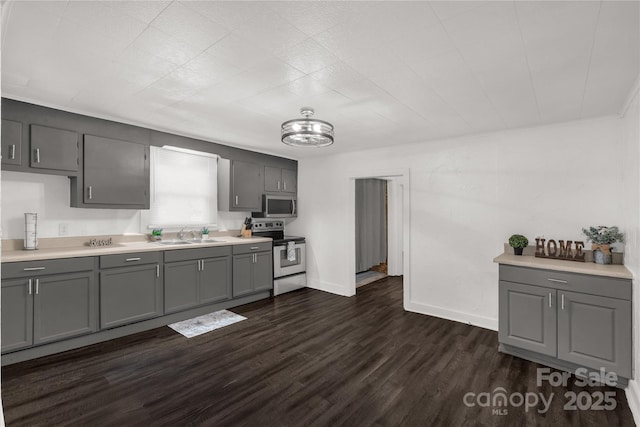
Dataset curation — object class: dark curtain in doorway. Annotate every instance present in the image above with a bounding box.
[356,179,387,273]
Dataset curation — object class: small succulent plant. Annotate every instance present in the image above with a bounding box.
[508,234,529,249]
[201,226,209,235]
[582,226,624,245]
[151,228,163,237]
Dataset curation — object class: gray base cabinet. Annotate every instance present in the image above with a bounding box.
[99,253,162,329]
[498,264,632,380]
[232,243,273,297]
[1,257,97,353]
[164,247,232,314]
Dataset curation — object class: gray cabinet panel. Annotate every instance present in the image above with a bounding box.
[83,135,149,207]
[2,257,95,279]
[233,254,254,297]
[100,264,162,329]
[499,281,556,357]
[200,257,232,304]
[164,260,199,313]
[164,246,231,263]
[232,242,272,255]
[100,251,161,269]
[264,166,281,192]
[558,291,631,378]
[1,279,33,352]
[30,124,78,172]
[34,272,96,345]
[2,119,22,166]
[232,160,262,211]
[253,252,273,292]
[281,168,297,193]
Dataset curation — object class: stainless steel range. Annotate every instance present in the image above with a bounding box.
[251,219,306,295]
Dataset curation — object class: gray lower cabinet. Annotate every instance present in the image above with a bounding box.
[498,264,632,380]
[164,247,232,314]
[1,258,97,353]
[1,119,22,166]
[30,124,79,174]
[232,243,273,297]
[99,253,162,329]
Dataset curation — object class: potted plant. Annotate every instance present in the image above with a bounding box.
[508,234,529,256]
[201,226,210,240]
[582,226,624,265]
[151,228,163,241]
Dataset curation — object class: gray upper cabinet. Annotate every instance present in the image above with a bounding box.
[1,119,22,166]
[557,291,631,378]
[265,166,297,194]
[99,252,162,329]
[30,124,79,174]
[218,158,263,212]
[1,257,97,354]
[79,135,149,209]
[499,281,556,357]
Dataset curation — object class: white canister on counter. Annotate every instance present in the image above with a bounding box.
[24,213,38,250]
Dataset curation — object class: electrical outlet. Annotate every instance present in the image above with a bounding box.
[59,223,69,236]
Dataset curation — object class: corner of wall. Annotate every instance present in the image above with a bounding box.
[307,277,354,297]
[404,300,498,331]
[626,379,640,423]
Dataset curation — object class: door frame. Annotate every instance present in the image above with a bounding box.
[347,168,411,308]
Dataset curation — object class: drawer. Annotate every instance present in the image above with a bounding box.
[100,251,161,269]
[2,257,96,279]
[499,265,631,300]
[164,246,232,263]
[232,242,272,255]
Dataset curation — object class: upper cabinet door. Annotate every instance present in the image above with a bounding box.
[30,124,78,173]
[83,135,149,207]
[1,119,22,166]
[264,166,282,192]
[281,169,297,193]
[231,160,262,211]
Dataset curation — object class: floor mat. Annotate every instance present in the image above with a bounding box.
[168,310,247,338]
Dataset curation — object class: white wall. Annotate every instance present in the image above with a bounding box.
[287,116,627,330]
[621,85,640,420]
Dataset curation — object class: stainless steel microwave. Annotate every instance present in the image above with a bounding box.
[258,195,297,218]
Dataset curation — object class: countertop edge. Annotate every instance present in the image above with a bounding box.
[1,237,273,263]
[494,253,633,280]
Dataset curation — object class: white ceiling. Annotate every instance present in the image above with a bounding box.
[2,1,639,159]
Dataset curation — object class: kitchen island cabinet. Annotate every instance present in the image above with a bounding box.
[1,257,97,353]
[164,246,232,313]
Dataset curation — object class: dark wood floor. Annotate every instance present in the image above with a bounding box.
[2,276,635,426]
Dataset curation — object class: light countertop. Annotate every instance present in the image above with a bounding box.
[2,235,272,263]
[494,253,633,280]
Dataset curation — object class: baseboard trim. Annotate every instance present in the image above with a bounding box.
[307,278,353,297]
[626,379,640,424]
[404,300,498,331]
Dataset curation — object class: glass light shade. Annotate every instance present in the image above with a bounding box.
[281,107,334,147]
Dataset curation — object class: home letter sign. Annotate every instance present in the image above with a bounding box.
[535,238,585,262]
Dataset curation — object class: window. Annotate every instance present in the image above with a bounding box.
[146,146,218,229]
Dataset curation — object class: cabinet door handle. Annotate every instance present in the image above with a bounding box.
[561,294,565,310]
[235,195,239,205]
[28,279,32,295]
[88,186,93,200]
[125,257,141,262]
[283,181,287,191]
[156,265,160,277]
[35,148,41,163]
[35,278,39,295]
[23,266,45,271]
[277,181,281,190]
[197,260,201,271]
[9,144,15,160]
[201,259,205,271]
[548,293,552,308]
[547,278,567,284]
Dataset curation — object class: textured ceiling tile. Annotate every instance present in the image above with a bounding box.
[181,1,259,29]
[308,62,365,91]
[107,1,171,24]
[233,7,308,53]
[274,38,340,74]
[269,1,360,36]
[64,1,148,43]
[128,26,203,66]
[116,46,180,79]
[285,76,331,97]
[205,34,275,72]
[429,1,489,22]
[150,2,229,51]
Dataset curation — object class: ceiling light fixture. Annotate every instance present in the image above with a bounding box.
[281,107,334,147]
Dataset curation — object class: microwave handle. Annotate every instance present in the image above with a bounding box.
[292,199,296,216]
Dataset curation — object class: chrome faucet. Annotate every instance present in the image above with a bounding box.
[177,227,186,240]
[190,230,198,240]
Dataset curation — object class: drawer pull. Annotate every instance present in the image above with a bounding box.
[23,267,45,271]
[250,246,260,250]
[125,257,141,262]
[547,278,567,284]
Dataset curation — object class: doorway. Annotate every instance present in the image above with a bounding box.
[355,178,388,289]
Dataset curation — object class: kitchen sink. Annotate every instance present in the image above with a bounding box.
[154,240,193,245]
[187,239,225,244]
